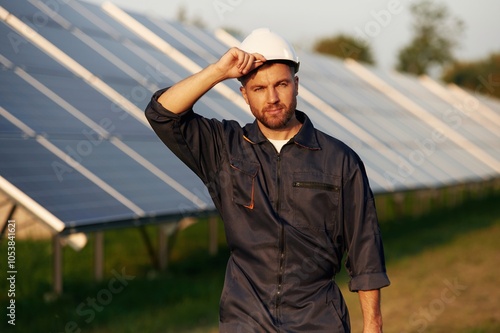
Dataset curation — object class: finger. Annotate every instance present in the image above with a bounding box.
[238,53,254,74]
[234,50,246,70]
[252,53,266,63]
[245,53,266,73]
[242,55,258,74]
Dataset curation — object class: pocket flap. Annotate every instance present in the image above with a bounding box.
[230,158,259,177]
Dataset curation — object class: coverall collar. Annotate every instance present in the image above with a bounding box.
[243,110,321,150]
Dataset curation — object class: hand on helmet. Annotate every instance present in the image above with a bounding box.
[215,47,266,80]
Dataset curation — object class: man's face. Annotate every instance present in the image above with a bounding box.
[240,62,299,131]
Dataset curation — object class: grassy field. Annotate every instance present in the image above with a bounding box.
[1,191,499,333]
[346,192,500,333]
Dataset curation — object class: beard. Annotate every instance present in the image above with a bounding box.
[252,99,297,130]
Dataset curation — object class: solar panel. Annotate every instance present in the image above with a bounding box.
[0,1,217,233]
[1,0,499,237]
[0,112,135,226]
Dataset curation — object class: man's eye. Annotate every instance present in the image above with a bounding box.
[254,87,263,92]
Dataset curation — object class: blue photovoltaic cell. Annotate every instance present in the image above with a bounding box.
[370,68,499,174]
[374,69,498,146]
[75,1,156,43]
[0,120,135,225]
[182,24,234,57]
[129,13,215,70]
[122,139,210,198]
[3,1,185,112]
[48,137,209,213]
[0,61,149,141]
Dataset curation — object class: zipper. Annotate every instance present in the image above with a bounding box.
[276,155,281,211]
[275,153,284,327]
[292,181,340,192]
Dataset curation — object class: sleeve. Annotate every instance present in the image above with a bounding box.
[144,88,224,185]
[342,156,390,292]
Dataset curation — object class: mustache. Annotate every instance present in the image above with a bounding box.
[263,104,286,112]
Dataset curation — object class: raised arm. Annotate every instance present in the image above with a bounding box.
[157,47,266,114]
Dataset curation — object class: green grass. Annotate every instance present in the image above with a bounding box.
[0,220,228,333]
[1,191,499,333]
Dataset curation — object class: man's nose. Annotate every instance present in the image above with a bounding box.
[267,88,279,104]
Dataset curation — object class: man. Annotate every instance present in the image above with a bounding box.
[145,28,390,332]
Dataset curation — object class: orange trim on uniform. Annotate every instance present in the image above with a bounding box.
[243,177,255,210]
[243,135,256,144]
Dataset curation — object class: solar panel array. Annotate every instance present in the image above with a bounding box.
[1,0,499,235]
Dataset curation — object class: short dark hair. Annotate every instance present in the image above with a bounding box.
[238,60,297,86]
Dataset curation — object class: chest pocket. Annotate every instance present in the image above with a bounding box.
[292,172,341,231]
[230,158,260,209]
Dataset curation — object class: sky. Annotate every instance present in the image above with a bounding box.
[84,0,500,70]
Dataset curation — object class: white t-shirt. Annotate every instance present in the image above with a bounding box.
[268,138,289,153]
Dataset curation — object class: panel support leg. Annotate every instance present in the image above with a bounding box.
[158,225,168,271]
[139,225,159,270]
[94,231,104,282]
[209,216,218,256]
[53,235,63,295]
[0,204,16,241]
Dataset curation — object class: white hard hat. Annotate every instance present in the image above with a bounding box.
[240,28,300,73]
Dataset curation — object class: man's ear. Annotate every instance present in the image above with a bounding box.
[295,76,299,96]
[240,86,250,105]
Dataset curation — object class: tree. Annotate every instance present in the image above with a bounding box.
[442,53,500,99]
[396,0,464,76]
[176,5,188,23]
[313,34,375,65]
[175,5,206,28]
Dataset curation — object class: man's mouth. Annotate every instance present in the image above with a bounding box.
[264,107,283,115]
